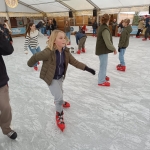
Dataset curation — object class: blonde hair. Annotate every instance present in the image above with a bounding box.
[123,19,130,25]
[47,30,66,50]
[65,35,70,45]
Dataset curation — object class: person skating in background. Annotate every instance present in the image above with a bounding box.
[4,19,13,44]
[145,16,150,28]
[74,31,87,54]
[81,25,87,34]
[27,30,95,132]
[3,24,11,41]
[46,19,54,37]
[0,22,4,31]
[142,20,150,41]
[36,20,45,34]
[64,20,71,45]
[111,18,117,36]
[0,30,17,140]
[117,20,123,37]
[92,20,98,37]
[24,23,43,71]
[136,18,145,38]
[53,18,57,30]
[95,14,117,87]
[117,19,132,72]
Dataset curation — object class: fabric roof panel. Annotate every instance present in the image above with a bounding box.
[91,0,150,9]
[30,2,69,12]
[19,0,55,5]
[63,0,94,10]
[7,3,38,13]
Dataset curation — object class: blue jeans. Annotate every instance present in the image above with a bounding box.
[93,29,96,35]
[98,54,108,84]
[66,32,70,40]
[29,46,41,67]
[119,48,126,66]
[41,27,46,34]
[47,30,51,36]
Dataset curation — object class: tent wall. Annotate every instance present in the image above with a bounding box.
[0,13,7,17]
[47,12,68,17]
[8,13,43,17]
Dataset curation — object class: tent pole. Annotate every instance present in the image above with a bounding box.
[56,0,75,11]
[18,0,46,17]
[86,0,100,10]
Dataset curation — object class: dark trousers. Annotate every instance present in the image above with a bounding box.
[136,29,142,37]
[112,29,115,36]
[145,27,150,39]
[9,34,13,42]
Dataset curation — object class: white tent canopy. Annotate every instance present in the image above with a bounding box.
[0,0,150,14]
[91,0,150,9]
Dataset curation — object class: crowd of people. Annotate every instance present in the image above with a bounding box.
[1,13,150,138]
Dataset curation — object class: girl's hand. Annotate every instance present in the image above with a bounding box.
[24,51,28,54]
[114,50,117,55]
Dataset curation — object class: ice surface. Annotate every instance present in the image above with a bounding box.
[0,35,150,150]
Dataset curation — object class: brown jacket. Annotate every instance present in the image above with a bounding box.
[27,47,86,85]
[64,26,70,32]
[138,20,145,29]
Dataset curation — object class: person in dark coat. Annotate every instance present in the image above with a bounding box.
[53,18,57,29]
[111,19,117,36]
[0,31,17,140]
[46,19,54,36]
[92,20,98,37]
[3,24,10,41]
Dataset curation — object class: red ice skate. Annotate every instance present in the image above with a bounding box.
[56,111,65,132]
[98,82,110,86]
[34,66,38,71]
[105,76,109,81]
[82,48,86,53]
[77,50,81,54]
[117,65,126,71]
[63,101,70,108]
[116,64,126,71]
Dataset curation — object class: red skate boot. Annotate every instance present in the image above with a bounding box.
[82,48,85,53]
[98,82,110,86]
[63,101,70,108]
[56,111,65,132]
[105,76,109,81]
[77,50,81,54]
[117,66,126,71]
[34,66,38,71]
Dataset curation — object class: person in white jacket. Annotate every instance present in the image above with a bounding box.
[24,23,43,71]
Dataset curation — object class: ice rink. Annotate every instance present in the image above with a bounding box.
[0,35,150,150]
